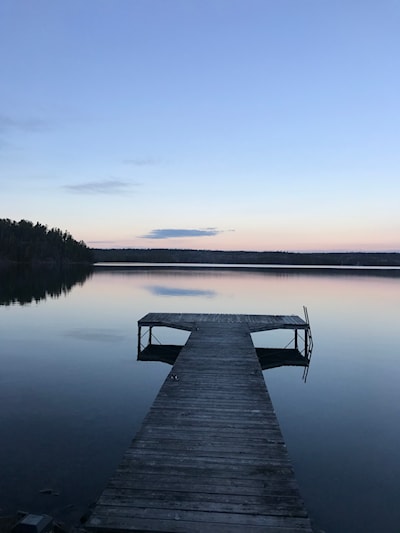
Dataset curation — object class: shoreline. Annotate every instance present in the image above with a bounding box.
[94,261,400,270]
[92,248,400,267]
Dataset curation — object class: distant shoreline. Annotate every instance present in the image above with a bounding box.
[94,262,400,269]
[92,248,400,267]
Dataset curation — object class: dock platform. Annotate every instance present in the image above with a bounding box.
[86,313,313,532]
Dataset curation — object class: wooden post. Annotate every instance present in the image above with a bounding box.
[148,326,152,346]
[294,329,298,350]
[304,329,308,357]
[137,326,141,356]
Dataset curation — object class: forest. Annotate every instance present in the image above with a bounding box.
[0,219,93,264]
[93,247,400,266]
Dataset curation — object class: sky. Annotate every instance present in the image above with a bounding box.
[1,0,399,252]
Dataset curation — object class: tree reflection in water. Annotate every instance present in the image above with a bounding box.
[0,264,93,305]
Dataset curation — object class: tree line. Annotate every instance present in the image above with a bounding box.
[93,247,400,266]
[0,219,93,264]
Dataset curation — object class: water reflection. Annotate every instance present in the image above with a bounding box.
[138,343,182,365]
[0,265,93,305]
[63,328,126,343]
[145,284,216,297]
[2,266,399,532]
[95,262,400,278]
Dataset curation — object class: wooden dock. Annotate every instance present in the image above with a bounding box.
[86,313,313,532]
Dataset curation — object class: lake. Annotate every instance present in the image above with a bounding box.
[1,264,399,532]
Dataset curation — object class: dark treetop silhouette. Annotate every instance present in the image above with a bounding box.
[0,218,93,265]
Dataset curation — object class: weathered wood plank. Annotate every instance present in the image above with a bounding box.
[98,488,306,507]
[96,494,309,517]
[138,312,308,332]
[87,515,311,533]
[106,475,301,495]
[88,507,312,528]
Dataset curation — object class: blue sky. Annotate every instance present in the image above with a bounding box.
[1,0,399,251]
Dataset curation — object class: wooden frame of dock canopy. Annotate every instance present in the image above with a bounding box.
[137,309,313,372]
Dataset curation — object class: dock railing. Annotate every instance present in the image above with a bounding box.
[302,305,314,381]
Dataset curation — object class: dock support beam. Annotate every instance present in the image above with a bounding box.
[137,325,142,356]
[305,329,308,356]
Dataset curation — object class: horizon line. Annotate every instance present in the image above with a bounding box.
[89,246,400,254]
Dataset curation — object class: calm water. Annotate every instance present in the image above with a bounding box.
[1,265,399,532]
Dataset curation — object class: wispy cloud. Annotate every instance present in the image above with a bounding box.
[64,179,139,195]
[0,114,48,133]
[0,114,49,151]
[123,157,161,166]
[140,228,222,239]
[87,240,124,245]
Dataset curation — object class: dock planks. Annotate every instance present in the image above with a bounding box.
[87,314,313,532]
